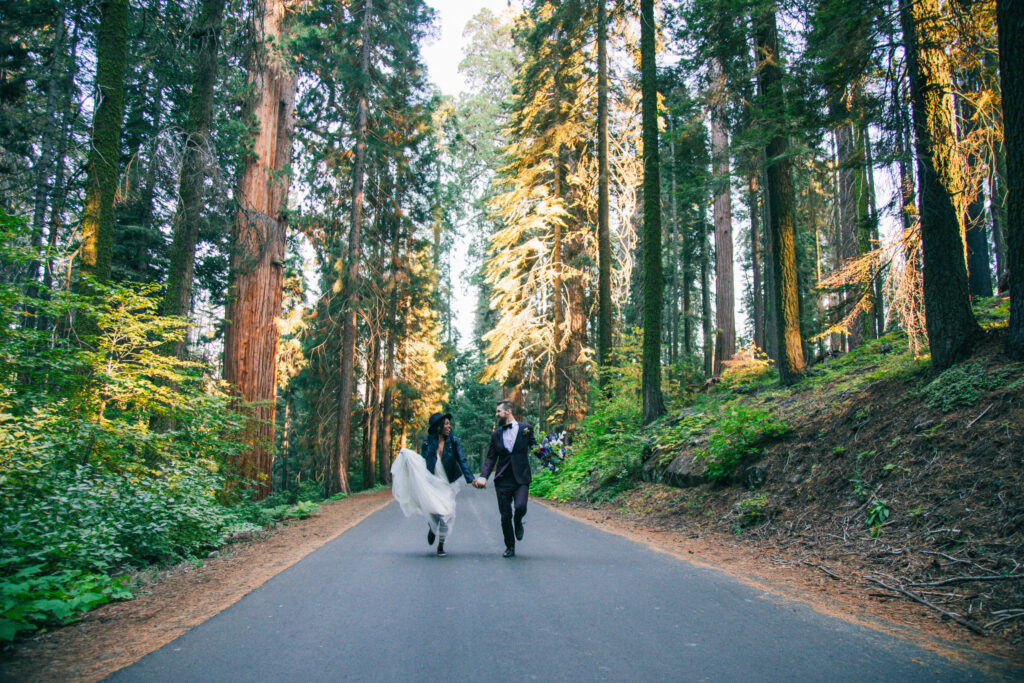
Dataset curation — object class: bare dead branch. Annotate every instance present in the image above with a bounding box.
[865,577,985,634]
[910,574,1024,587]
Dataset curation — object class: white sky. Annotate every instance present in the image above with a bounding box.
[422,0,514,97]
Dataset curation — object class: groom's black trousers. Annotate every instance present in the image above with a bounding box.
[494,474,529,549]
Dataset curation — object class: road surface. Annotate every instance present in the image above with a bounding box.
[109,493,1015,681]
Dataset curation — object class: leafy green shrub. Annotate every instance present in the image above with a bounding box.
[923,359,1015,412]
[865,499,890,537]
[733,493,768,527]
[697,405,789,482]
[0,563,131,641]
[720,344,775,387]
[532,340,646,501]
[652,412,713,467]
[0,407,245,572]
[0,213,260,641]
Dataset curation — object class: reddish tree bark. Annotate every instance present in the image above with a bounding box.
[222,0,296,499]
[710,59,735,376]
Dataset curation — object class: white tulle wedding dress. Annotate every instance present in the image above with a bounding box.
[390,447,462,534]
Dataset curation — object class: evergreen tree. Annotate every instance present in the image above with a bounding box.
[78,0,129,289]
[483,0,596,430]
[999,0,1024,358]
[899,0,981,370]
[753,2,806,385]
[640,0,665,422]
[162,0,228,341]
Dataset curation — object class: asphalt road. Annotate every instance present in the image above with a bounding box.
[108,492,1016,682]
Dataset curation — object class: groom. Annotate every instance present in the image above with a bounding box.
[473,400,537,558]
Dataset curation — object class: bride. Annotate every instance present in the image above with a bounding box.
[390,412,478,557]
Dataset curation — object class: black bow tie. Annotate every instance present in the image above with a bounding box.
[502,423,514,430]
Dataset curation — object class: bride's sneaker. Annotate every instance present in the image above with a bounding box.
[436,541,447,557]
[427,528,435,545]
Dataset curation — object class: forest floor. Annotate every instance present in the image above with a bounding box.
[2,421,1022,682]
[3,323,1023,680]
[566,324,1024,663]
[5,481,1019,682]
[0,489,392,683]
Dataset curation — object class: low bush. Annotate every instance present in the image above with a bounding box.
[733,493,769,529]
[531,338,647,501]
[720,344,775,388]
[697,405,790,482]
[923,359,1016,412]
[0,213,285,642]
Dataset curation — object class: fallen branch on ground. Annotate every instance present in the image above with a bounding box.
[965,403,994,429]
[802,560,842,580]
[984,609,1024,629]
[909,574,1024,588]
[865,576,985,634]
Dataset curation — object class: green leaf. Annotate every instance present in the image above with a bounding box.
[0,618,30,642]
[29,598,73,620]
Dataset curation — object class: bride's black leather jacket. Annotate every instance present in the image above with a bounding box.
[419,432,475,484]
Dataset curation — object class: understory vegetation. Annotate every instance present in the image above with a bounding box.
[0,215,332,642]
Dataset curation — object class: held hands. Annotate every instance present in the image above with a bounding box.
[472,476,487,489]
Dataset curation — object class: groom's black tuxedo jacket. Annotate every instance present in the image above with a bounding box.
[480,421,537,485]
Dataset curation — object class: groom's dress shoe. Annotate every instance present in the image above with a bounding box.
[514,519,524,541]
[503,547,515,558]
[427,528,435,545]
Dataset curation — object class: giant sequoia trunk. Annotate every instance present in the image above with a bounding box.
[710,59,735,376]
[552,160,567,420]
[564,225,588,427]
[162,0,228,339]
[754,8,806,385]
[999,0,1024,357]
[78,0,129,289]
[899,0,981,370]
[596,0,613,375]
[640,0,665,424]
[222,0,296,499]
[333,0,374,496]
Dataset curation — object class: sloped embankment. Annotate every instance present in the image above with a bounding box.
[602,331,1023,647]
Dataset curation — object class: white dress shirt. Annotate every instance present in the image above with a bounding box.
[501,420,519,452]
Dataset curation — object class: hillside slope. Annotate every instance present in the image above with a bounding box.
[545,303,1024,648]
